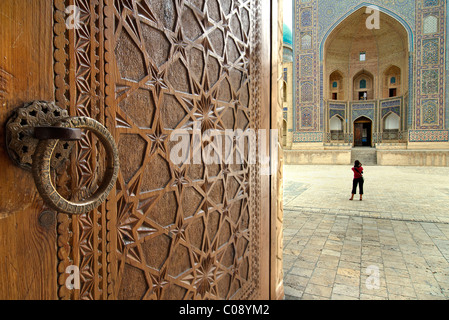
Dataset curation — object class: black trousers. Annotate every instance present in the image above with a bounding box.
[352,178,364,195]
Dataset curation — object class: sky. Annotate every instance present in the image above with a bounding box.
[284,0,293,30]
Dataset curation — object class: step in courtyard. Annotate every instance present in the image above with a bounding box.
[350,147,377,166]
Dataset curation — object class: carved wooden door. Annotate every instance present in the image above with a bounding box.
[354,123,363,147]
[0,0,282,300]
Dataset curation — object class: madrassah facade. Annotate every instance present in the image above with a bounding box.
[282,0,449,166]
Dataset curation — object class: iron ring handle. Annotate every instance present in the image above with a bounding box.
[32,117,120,215]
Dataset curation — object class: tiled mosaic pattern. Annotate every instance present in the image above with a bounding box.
[409,129,449,142]
[293,131,323,143]
[415,0,446,131]
[292,0,447,144]
[294,0,320,136]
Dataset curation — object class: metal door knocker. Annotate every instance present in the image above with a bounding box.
[6,101,119,215]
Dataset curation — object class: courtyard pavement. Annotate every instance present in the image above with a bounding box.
[282,164,449,300]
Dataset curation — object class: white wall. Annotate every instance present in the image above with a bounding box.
[384,113,400,130]
[330,116,343,130]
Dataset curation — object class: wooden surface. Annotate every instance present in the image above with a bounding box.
[0,0,279,300]
[270,0,285,300]
[104,0,273,300]
[0,0,57,299]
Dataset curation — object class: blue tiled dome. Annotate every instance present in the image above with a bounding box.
[283,23,293,46]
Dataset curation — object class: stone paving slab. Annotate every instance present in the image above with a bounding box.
[283,165,449,300]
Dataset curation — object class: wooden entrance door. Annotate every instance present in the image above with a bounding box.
[353,117,372,147]
[0,0,282,300]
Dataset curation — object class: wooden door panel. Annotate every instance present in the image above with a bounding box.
[0,0,274,300]
[53,0,108,300]
[0,0,57,299]
[51,0,270,300]
[354,123,363,146]
[107,0,264,300]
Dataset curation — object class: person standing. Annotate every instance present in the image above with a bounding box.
[349,160,364,201]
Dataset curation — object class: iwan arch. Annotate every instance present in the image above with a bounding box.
[283,0,449,166]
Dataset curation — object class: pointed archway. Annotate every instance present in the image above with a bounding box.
[322,6,410,103]
[354,116,372,147]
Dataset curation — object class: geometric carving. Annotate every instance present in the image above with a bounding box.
[189,47,206,82]
[181,6,202,40]
[218,220,232,247]
[118,265,148,300]
[221,106,236,128]
[231,15,243,41]
[147,191,178,227]
[207,210,221,241]
[226,176,240,199]
[207,55,221,87]
[209,179,225,205]
[207,0,221,22]
[229,69,243,92]
[115,31,147,82]
[55,0,263,300]
[210,28,225,56]
[141,234,172,270]
[226,38,240,63]
[141,154,171,192]
[218,78,233,102]
[160,94,188,130]
[167,244,192,277]
[141,24,171,67]
[237,236,250,259]
[119,89,156,128]
[240,83,250,108]
[149,0,177,32]
[168,59,191,93]
[236,109,250,130]
[187,216,206,249]
[118,134,147,183]
[182,186,204,218]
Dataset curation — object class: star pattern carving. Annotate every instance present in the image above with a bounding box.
[109,0,255,300]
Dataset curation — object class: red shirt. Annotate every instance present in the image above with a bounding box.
[352,166,363,179]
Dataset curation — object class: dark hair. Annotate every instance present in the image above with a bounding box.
[354,160,361,167]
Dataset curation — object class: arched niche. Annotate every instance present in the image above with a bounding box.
[329,70,344,100]
[384,112,400,130]
[382,112,400,141]
[353,70,374,100]
[383,65,401,98]
[330,115,344,141]
[323,7,409,102]
[423,15,438,34]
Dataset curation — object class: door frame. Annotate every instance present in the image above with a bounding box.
[269,0,285,301]
[353,116,373,147]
